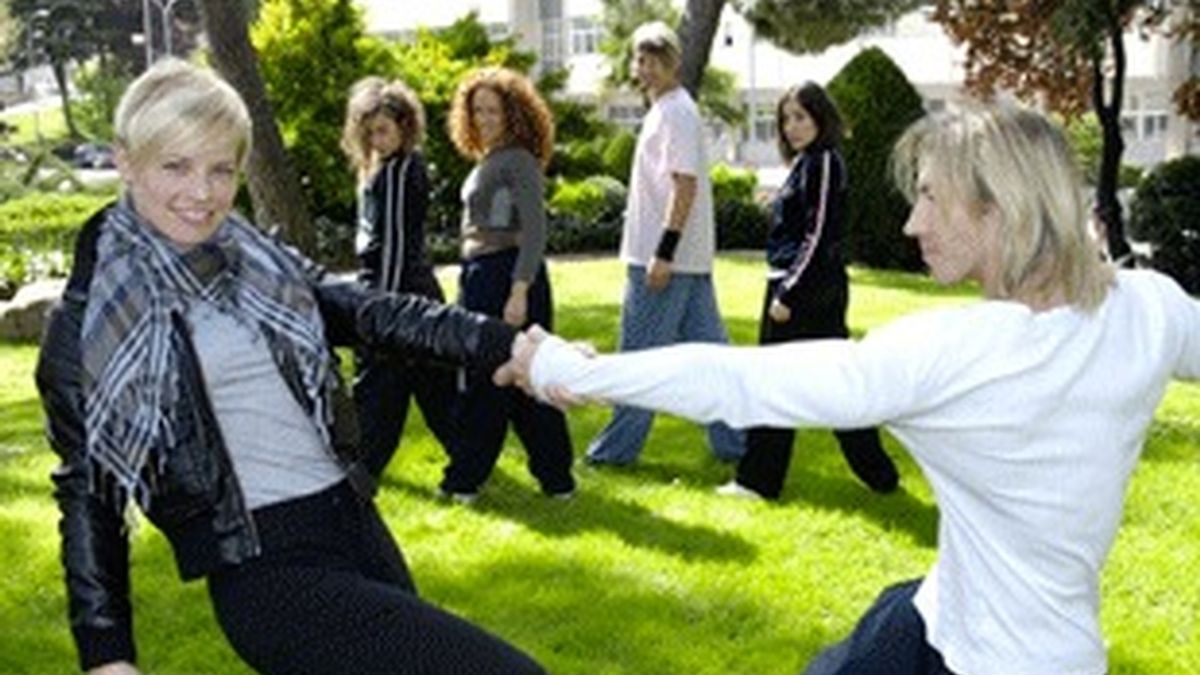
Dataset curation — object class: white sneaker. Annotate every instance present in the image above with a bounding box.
[715,480,764,501]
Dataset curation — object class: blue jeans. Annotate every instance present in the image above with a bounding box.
[586,265,745,464]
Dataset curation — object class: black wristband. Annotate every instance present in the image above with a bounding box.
[655,229,682,262]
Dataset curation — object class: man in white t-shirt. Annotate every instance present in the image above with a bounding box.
[585,21,744,466]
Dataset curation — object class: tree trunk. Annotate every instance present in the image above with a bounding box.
[1092,21,1131,265]
[195,0,317,256]
[678,0,725,97]
[52,60,78,139]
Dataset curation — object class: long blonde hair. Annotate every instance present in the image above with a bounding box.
[892,104,1113,310]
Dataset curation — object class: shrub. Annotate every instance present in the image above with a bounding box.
[0,191,112,292]
[1127,155,1200,293]
[74,59,133,142]
[546,214,622,255]
[601,130,637,183]
[710,162,755,205]
[545,175,626,254]
[711,163,767,250]
[252,0,394,229]
[827,47,925,271]
[716,199,768,250]
[550,174,627,224]
[0,191,112,251]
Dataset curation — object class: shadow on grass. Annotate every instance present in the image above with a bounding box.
[781,466,939,548]
[1140,416,1200,465]
[380,470,758,565]
[428,555,834,675]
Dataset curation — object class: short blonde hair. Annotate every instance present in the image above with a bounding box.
[892,104,1113,310]
[631,20,681,68]
[114,58,251,170]
[340,76,426,178]
[448,67,555,169]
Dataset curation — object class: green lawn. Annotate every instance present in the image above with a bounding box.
[1,254,1197,674]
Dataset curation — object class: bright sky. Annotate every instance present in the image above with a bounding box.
[356,0,510,33]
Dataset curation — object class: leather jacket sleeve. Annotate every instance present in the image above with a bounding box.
[316,278,518,372]
[276,227,516,371]
[35,207,138,671]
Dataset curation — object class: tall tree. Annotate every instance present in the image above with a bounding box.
[932,0,1200,264]
[733,0,925,55]
[10,0,101,139]
[678,0,725,97]
[678,0,926,94]
[196,0,316,254]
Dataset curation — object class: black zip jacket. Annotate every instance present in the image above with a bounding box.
[35,207,517,671]
[356,150,442,300]
[766,146,849,310]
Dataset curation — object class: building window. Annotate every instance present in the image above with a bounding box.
[539,0,562,20]
[542,19,564,71]
[1142,113,1169,139]
[752,103,775,143]
[925,98,946,113]
[570,16,601,55]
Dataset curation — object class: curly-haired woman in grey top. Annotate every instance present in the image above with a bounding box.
[438,66,575,502]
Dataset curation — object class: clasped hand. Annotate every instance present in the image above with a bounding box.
[493,325,594,408]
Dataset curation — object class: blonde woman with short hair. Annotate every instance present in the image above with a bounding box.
[508,103,1199,674]
[37,58,545,675]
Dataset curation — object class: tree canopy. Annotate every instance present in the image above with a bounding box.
[931,0,1199,262]
[731,0,925,54]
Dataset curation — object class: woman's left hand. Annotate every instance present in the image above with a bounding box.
[769,298,792,323]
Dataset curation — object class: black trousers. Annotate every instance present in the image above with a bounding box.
[804,579,957,675]
[441,249,575,495]
[207,481,545,675]
[353,350,462,479]
[736,279,897,498]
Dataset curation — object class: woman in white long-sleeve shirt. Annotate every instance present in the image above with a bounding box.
[506,104,1200,675]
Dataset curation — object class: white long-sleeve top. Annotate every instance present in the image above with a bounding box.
[531,269,1200,675]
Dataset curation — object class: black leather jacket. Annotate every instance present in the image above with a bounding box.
[35,207,517,670]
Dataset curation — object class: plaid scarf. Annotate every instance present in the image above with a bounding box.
[82,199,335,509]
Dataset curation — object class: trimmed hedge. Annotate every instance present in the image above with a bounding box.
[1,192,114,295]
[827,47,925,271]
[0,191,112,251]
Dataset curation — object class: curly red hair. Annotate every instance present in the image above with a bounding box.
[448,67,555,170]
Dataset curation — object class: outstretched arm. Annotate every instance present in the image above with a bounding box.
[521,332,902,430]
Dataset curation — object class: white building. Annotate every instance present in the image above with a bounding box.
[358,0,1198,178]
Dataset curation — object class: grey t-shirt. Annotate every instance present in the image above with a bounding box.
[187,300,343,510]
[459,145,547,281]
